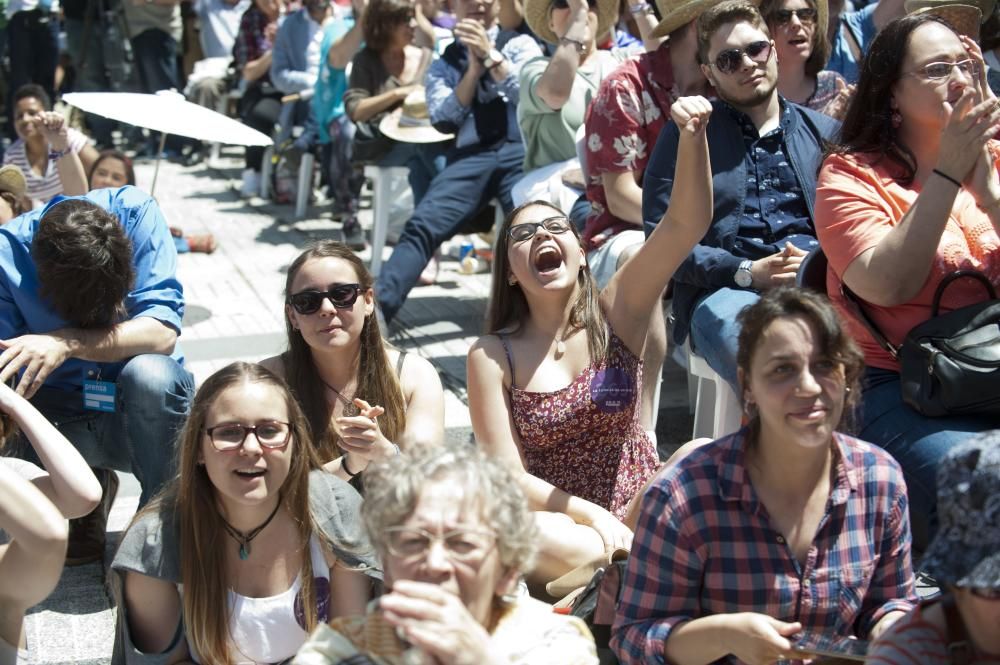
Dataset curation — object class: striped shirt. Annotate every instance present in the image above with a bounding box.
[867,600,1000,665]
[612,429,918,665]
[3,128,88,206]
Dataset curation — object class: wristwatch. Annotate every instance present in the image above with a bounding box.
[483,48,505,70]
[734,259,754,288]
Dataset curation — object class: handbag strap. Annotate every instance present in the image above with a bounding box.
[942,593,974,665]
[840,283,900,360]
[931,270,997,317]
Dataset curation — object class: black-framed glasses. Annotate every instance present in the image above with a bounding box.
[507,216,572,243]
[384,526,497,562]
[288,283,363,314]
[906,59,980,82]
[772,7,817,24]
[711,40,773,74]
[204,421,292,451]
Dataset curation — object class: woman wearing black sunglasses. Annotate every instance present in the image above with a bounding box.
[467,94,714,589]
[760,0,852,119]
[261,241,444,489]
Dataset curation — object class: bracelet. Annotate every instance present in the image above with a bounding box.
[341,455,359,478]
[932,168,962,189]
[48,147,71,160]
[628,1,651,14]
[559,36,587,54]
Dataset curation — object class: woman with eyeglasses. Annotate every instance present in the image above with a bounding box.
[111,362,378,665]
[293,442,599,665]
[261,241,444,491]
[760,0,852,119]
[467,94,714,588]
[814,14,1000,552]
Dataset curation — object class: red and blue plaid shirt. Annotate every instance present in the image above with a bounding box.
[611,430,918,665]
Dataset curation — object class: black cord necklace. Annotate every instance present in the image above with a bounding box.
[319,377,360,417]
[219,498,282,561]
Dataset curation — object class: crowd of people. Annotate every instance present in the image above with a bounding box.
[1,0,1000,660]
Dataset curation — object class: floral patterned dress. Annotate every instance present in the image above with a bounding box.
[499,330,659,521]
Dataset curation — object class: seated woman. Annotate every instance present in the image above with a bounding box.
[814,14,1000,550]
[513,0,623,214]
[261,241,444,489]
[1,380,103,663]
[468,95,714,585]
[3,84,98,206]
[293,443,599,665]
[111,362,378,664]
[867,434,1000,665]
[612,287,919,665]
[761,0,851,118]
[343,0,447,206]
[88,150,217,254]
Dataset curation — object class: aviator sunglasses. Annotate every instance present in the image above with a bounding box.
[288,283,363,314]
[711,40,773,74]
[772,7,817,24]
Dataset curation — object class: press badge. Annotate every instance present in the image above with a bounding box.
[83,380,117,413]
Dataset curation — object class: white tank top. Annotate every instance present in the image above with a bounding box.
[186,533,332,665]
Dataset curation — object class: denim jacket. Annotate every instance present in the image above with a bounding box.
[642,98,839,344]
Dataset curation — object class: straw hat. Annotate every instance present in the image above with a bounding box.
[651,0,761,39]
[379,89,454,144]
[905,0,987,37]
[0,165,27,198]
[524,0,620,45]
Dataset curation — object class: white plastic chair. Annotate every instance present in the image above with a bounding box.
[686,341,743,440]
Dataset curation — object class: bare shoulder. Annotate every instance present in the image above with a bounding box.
[258,355,287,379]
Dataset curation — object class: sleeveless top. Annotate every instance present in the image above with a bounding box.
[185,534,332,665]
[498,330,659,520]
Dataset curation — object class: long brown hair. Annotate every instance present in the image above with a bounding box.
[760,0,830,77]
[363,0,414,53]
[486,200,609,364]
[122,362,322,664]
[282,241,405,460]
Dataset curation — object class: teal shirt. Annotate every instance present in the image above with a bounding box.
[313,16,357,144]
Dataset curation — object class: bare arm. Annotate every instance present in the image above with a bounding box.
[0,382,101,518]
[872,0,905,31]
[328,559,373,618]
[122,571,192,663]
[0,317,178,398]
[602,170,644,225]
[627,3,666,52]
[498,0,524,31]
[40,113,88,197]
[531,1,591,111]
[665,613,802,665]
[395,352,444,451]
[242,51,274,82]
[327,0,368,71]
[603,96,713,356]
[348,86,414,123]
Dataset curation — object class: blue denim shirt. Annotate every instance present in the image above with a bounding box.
[827,3,878,84]
[0,186,185,391]
[642,98,839,344]
[730,101,818,259]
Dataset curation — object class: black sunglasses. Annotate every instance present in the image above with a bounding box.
[507,216,572,243]
[772,7,817,24]
[711,40,772,74]
[288,284,363,314]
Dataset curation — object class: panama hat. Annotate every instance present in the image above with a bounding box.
[906,0,987,37]
[524,0,620,45]
[651,0,762,39]
[0,165,27,198]
[379,89,454,144]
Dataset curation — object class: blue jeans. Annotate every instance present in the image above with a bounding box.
[858,367,998,551]
[376,139,524,321]
[689,287,760,390]
[12,354,194,506]
[378,141,447,206]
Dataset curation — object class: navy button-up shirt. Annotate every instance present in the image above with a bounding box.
[728,101,818,260]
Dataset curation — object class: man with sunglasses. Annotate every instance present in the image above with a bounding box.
[643,0,838,390]
[0,186,194,566]
[374,0,542,323]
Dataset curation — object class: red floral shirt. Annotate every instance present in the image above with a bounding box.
[582,43,676,250]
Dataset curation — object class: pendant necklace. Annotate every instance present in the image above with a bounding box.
[219,498,282,561]
[555,327,573,356]
[320,378,360,417]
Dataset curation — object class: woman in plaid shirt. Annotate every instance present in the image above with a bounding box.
[612,288,918,665]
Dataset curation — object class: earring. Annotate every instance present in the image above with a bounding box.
[891,109,902,128]
[508,277,517,286]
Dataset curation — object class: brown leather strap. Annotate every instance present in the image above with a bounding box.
[942,594,973,665]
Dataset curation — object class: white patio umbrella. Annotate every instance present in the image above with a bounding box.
[62,90,273,195]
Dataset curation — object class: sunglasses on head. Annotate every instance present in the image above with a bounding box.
[711,40,772,74]
[772,7,816,24]
[288,283,363,314]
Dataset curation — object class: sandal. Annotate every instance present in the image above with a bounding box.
[186,234,217,254]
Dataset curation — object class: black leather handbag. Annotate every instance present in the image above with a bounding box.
[844,270,1000,417]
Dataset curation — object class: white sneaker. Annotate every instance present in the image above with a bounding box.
[240,169,261,198]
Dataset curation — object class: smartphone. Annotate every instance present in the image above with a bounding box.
[792,633,869,661]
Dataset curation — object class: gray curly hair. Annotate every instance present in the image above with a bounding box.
[361,443,538,574]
